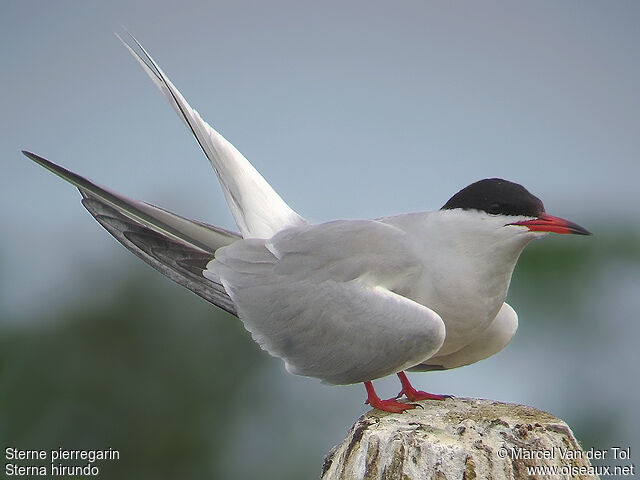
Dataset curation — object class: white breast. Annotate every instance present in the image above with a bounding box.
[380,210,537,356]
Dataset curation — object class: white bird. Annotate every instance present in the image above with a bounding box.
[23,35,590,413]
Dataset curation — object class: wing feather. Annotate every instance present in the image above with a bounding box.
[82,196,237,316]
[208,222,446,384]
[21,151,238,315]
[22,151,239,252]
[118,33,306,238]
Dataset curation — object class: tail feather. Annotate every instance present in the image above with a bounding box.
[118,33,306,238]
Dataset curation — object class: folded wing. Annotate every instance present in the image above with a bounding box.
[209,221,447,384]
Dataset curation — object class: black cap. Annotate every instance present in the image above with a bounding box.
[441,178,545,218]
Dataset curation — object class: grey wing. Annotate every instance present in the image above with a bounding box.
[82,196,237,316]
[208,222,447,385]
[22,151,240,251]
[409,302,518,371]
[22,151,239,316]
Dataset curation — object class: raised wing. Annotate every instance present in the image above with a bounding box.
[118,33,306,239]
[23,151,239,252]
[22,151,238,315]
[208,221,447,384]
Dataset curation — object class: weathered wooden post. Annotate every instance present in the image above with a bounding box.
[322,397,599,480]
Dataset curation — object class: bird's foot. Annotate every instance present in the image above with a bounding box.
[395,387,452,402]
[365,397,421,413]
[395,371,452,401]
[364,380,420,413]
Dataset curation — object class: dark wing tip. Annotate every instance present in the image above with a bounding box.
[22,150,58,172]
[22,150,38,160]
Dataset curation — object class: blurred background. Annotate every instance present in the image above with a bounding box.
[1,1,638,478]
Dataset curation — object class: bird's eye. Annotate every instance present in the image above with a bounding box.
[488,203,501,215]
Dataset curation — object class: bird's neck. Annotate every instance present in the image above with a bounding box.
[380,210,538,357]
[382,211,536,306]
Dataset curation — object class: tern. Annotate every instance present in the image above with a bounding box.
[22,35,591,413]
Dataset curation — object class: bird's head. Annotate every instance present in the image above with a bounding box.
[441,178,591,237]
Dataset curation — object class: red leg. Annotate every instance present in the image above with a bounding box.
[396,372,451,401]
[364,381,418,413]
